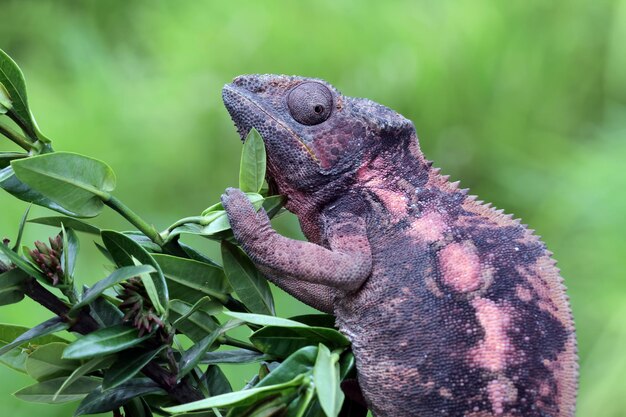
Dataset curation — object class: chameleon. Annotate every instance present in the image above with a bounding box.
[220,75,578,417]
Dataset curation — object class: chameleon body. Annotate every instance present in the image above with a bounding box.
[221,75,578,417]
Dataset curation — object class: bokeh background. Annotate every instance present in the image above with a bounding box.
[1,1,625,416]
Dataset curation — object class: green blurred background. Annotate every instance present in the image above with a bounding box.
[1,0,625,415]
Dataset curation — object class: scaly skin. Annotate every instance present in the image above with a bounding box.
[221,75,578,417]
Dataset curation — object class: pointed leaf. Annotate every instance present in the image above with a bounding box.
[0,317,69,357]
[71,265,156,312]
[171,296,222,325]
[0,82,11,112]
[62,325,150,360]
[101,231,167,315]
[224,312,308,328]
[203,364,232,396]
[12,203,31,251]
[74,378,165,416]
[0,268,27,306]
[11,152,116,217]
[261,195,285,218]
[201,349,268,365]
[223,346,318,417]
[0,166,82,216]
[28,216,101,234]
[0,242,47,282]
[0,48,38,137]
[153,253,230,305]
[313,344,344,417]
[25,342,80,381]
[61,225,79,279]
[250,326,349,358]
[53,356,115,402]
[239,128,267,193]
[0,323,68,373]
[257,346,318,388]
[221,241,274,315]
[164,374,305,413]
[103,346,166,390]
[14,376,101,404]
[88,296,124,327]
[169,299,221,342]
[178,328,222,378]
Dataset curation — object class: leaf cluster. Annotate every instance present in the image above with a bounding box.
[0,49,362,417]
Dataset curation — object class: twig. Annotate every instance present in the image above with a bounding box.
[22,277,203,403]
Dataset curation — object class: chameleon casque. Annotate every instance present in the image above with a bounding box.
[220,75,578,417]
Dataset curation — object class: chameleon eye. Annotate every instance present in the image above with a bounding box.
[287,82,333,125]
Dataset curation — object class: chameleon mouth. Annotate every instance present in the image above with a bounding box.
[222,84,255,141]
[222,82,320,163]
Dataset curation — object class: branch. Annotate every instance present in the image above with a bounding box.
[22,277,203,403]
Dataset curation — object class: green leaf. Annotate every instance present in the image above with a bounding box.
[0,48,38,137]
[0,166,82,216]
[88,296,124,327]
[11,152,116,217]
[103,346,166,390]
[166,194,263,241]
[153,254,230,305]
[29,216,101,235]
[71,265,156,312]
[0,268,27,306]
[250,326,350,358]
[261,195,285,218]
[53,356,115,402]
[178,328,222,378]
[200,193,263,217]
[123,231,162,253]
[0,242,47,282]
[204,364,233,396]
[0,323,68,373]
[224,312,309,328]
[101,231,168,315]
[0,82,12,112]
[224,346,319,417]
[171,296,222,325]
[74,378,165,416]
[62,325,150,360]
[61,225,79,279]
[201,349,268,365]
[221,241,274,315]
[169,299,221,342]
[257,346,318,388]
[313,344,344,417]
[239,128,267,193]
[0,317,69,357]
[25,342,80,381]
[178,242,221,267]
[164,374,305,413]
[12,203,31,251]
[339,351,356,380]
[14,376,101,404]
[0,152,27,169]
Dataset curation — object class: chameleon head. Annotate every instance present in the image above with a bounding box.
[222,75,416,196]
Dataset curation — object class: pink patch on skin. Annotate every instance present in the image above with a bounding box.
[439,242,483,293]
[469,298,514,372]
[487,377,517,416]
[407,211,448,243]
[373,188,407,216]
[515,285,532,302]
